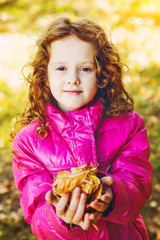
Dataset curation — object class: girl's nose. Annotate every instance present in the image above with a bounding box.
[67,71,80,86]
[67,79,80,86]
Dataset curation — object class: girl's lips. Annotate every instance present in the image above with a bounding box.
[63,90,83,95]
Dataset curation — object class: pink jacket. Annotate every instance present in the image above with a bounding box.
[12,101,153,240]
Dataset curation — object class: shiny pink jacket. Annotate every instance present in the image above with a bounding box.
[13,101,153,240]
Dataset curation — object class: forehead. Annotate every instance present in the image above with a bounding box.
[49,36,95,62]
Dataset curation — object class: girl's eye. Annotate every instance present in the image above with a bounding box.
[80,67,91,72]
[56,67,66,71]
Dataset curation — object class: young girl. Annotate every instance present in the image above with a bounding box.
[11,17,153,240]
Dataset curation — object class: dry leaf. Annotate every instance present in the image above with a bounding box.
[52,163,103,211]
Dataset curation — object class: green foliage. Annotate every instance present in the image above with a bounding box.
[0,80,27,162]
[128,65,160,171]
[1,0,159,33]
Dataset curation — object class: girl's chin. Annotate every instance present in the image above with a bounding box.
[57,104,79,113]
[56,98,94,113]
[57,103,88,113]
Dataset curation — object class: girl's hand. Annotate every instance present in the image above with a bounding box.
[45,187,91,230]
[89,176,113,223]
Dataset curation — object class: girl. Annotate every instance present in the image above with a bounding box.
[11,17,153,240]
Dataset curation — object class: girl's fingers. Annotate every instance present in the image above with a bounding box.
[45,190,57,205]
[88,177,114,222]
[100,176,113,206]
[100,176,113,186]
[46,188,87,227]
[72,192,87,223]
[90,200,109,212]
[89,210,103,221]
[46,188,92,230]
[101,190,113,203]
[66,187,81,220]
[56,192,70,217]
[80,212,91,230]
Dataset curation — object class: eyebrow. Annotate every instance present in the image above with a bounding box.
[51,61,95,65]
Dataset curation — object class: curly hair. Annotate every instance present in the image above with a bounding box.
[10,17,133,141]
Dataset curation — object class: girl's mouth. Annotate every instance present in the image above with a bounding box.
[63,90,83,95]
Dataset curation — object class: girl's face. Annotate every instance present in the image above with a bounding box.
[48,36,97,112]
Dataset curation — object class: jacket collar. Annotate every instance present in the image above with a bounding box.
[46,101,103,134]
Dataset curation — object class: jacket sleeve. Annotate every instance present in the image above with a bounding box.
[12,134,84,240]
[100,112,153,224]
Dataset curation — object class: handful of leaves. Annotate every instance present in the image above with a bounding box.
[52,164,103,211]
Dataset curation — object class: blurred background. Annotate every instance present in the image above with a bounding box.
[0,0,160,239]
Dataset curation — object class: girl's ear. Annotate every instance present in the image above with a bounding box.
[45,72,50,88]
